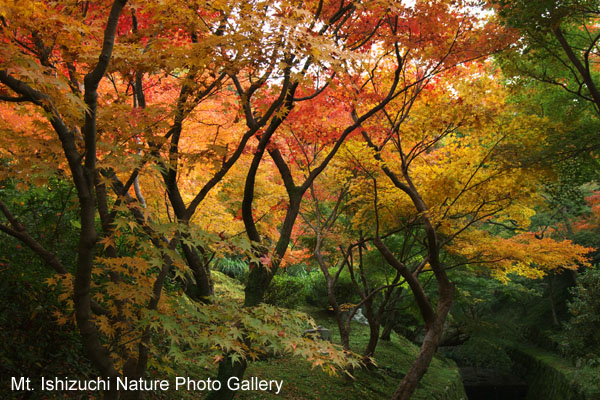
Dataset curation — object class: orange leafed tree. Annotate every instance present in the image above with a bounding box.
[0,0,387,398]
[343,64,592,399]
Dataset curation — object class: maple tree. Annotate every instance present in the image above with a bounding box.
[203,1,517,397]
[493,0,600,331]
[302,64,592,399]
[494,0,600,116]
[299,166,411,364]
[0,0,375,398]
[225,3,518,398]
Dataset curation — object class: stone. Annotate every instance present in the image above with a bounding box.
[352,308,369,325]
[302,326,332,341]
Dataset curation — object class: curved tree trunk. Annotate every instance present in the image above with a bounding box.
[328,283,351,350]
[362,299,380,366]
[380,320,393,341]
[381,289,402,341]
[390,286,453,400]
[362,322,380,367]
[181,243,214,300]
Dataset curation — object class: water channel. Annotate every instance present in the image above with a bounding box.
[460,367,528,400]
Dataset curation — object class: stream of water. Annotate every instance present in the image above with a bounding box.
[460,367,528,400]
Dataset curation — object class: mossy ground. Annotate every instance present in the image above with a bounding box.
[164,272,466,400]
[236,308,466,400]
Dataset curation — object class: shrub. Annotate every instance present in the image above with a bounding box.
[559,268,600,361]
[441,335,513,371]
[264,274,307,309]
[304,271,360,309]
[0,231,92,398]
[213,256,249,281]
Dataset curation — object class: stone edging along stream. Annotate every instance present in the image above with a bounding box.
[507,345,600,400]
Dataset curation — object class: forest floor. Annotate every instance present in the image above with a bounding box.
[162,272,466,400]
[235,309,466,400]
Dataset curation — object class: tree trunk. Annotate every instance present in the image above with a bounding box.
[391,326,442,400]
[390,287,453,400]
[333,306,351,350]
[381,289,402,341]
[381,318,394,341]
[121,358,142,400]
[548,274,559,326]
[181,243,214,300]
[362,299,380,365]
[362,321,380,366]
[205,356,247,400]
[326,280,351,350]
[339,321,351,350]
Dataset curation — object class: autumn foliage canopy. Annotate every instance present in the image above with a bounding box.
[0,1,595,400]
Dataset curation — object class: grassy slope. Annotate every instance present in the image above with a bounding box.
[239,316,466,400]
[210,272,466,400]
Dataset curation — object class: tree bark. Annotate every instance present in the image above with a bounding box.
[548,273,559,326]
[181,243,214,300]
[380,319,393,341]
[362,320,380,365]
[381,289,402,341]
[205,356,247,400]
[390,285,453,400]
[552,26,600,109]
[76,2,129,398]
[328,280,351,350]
